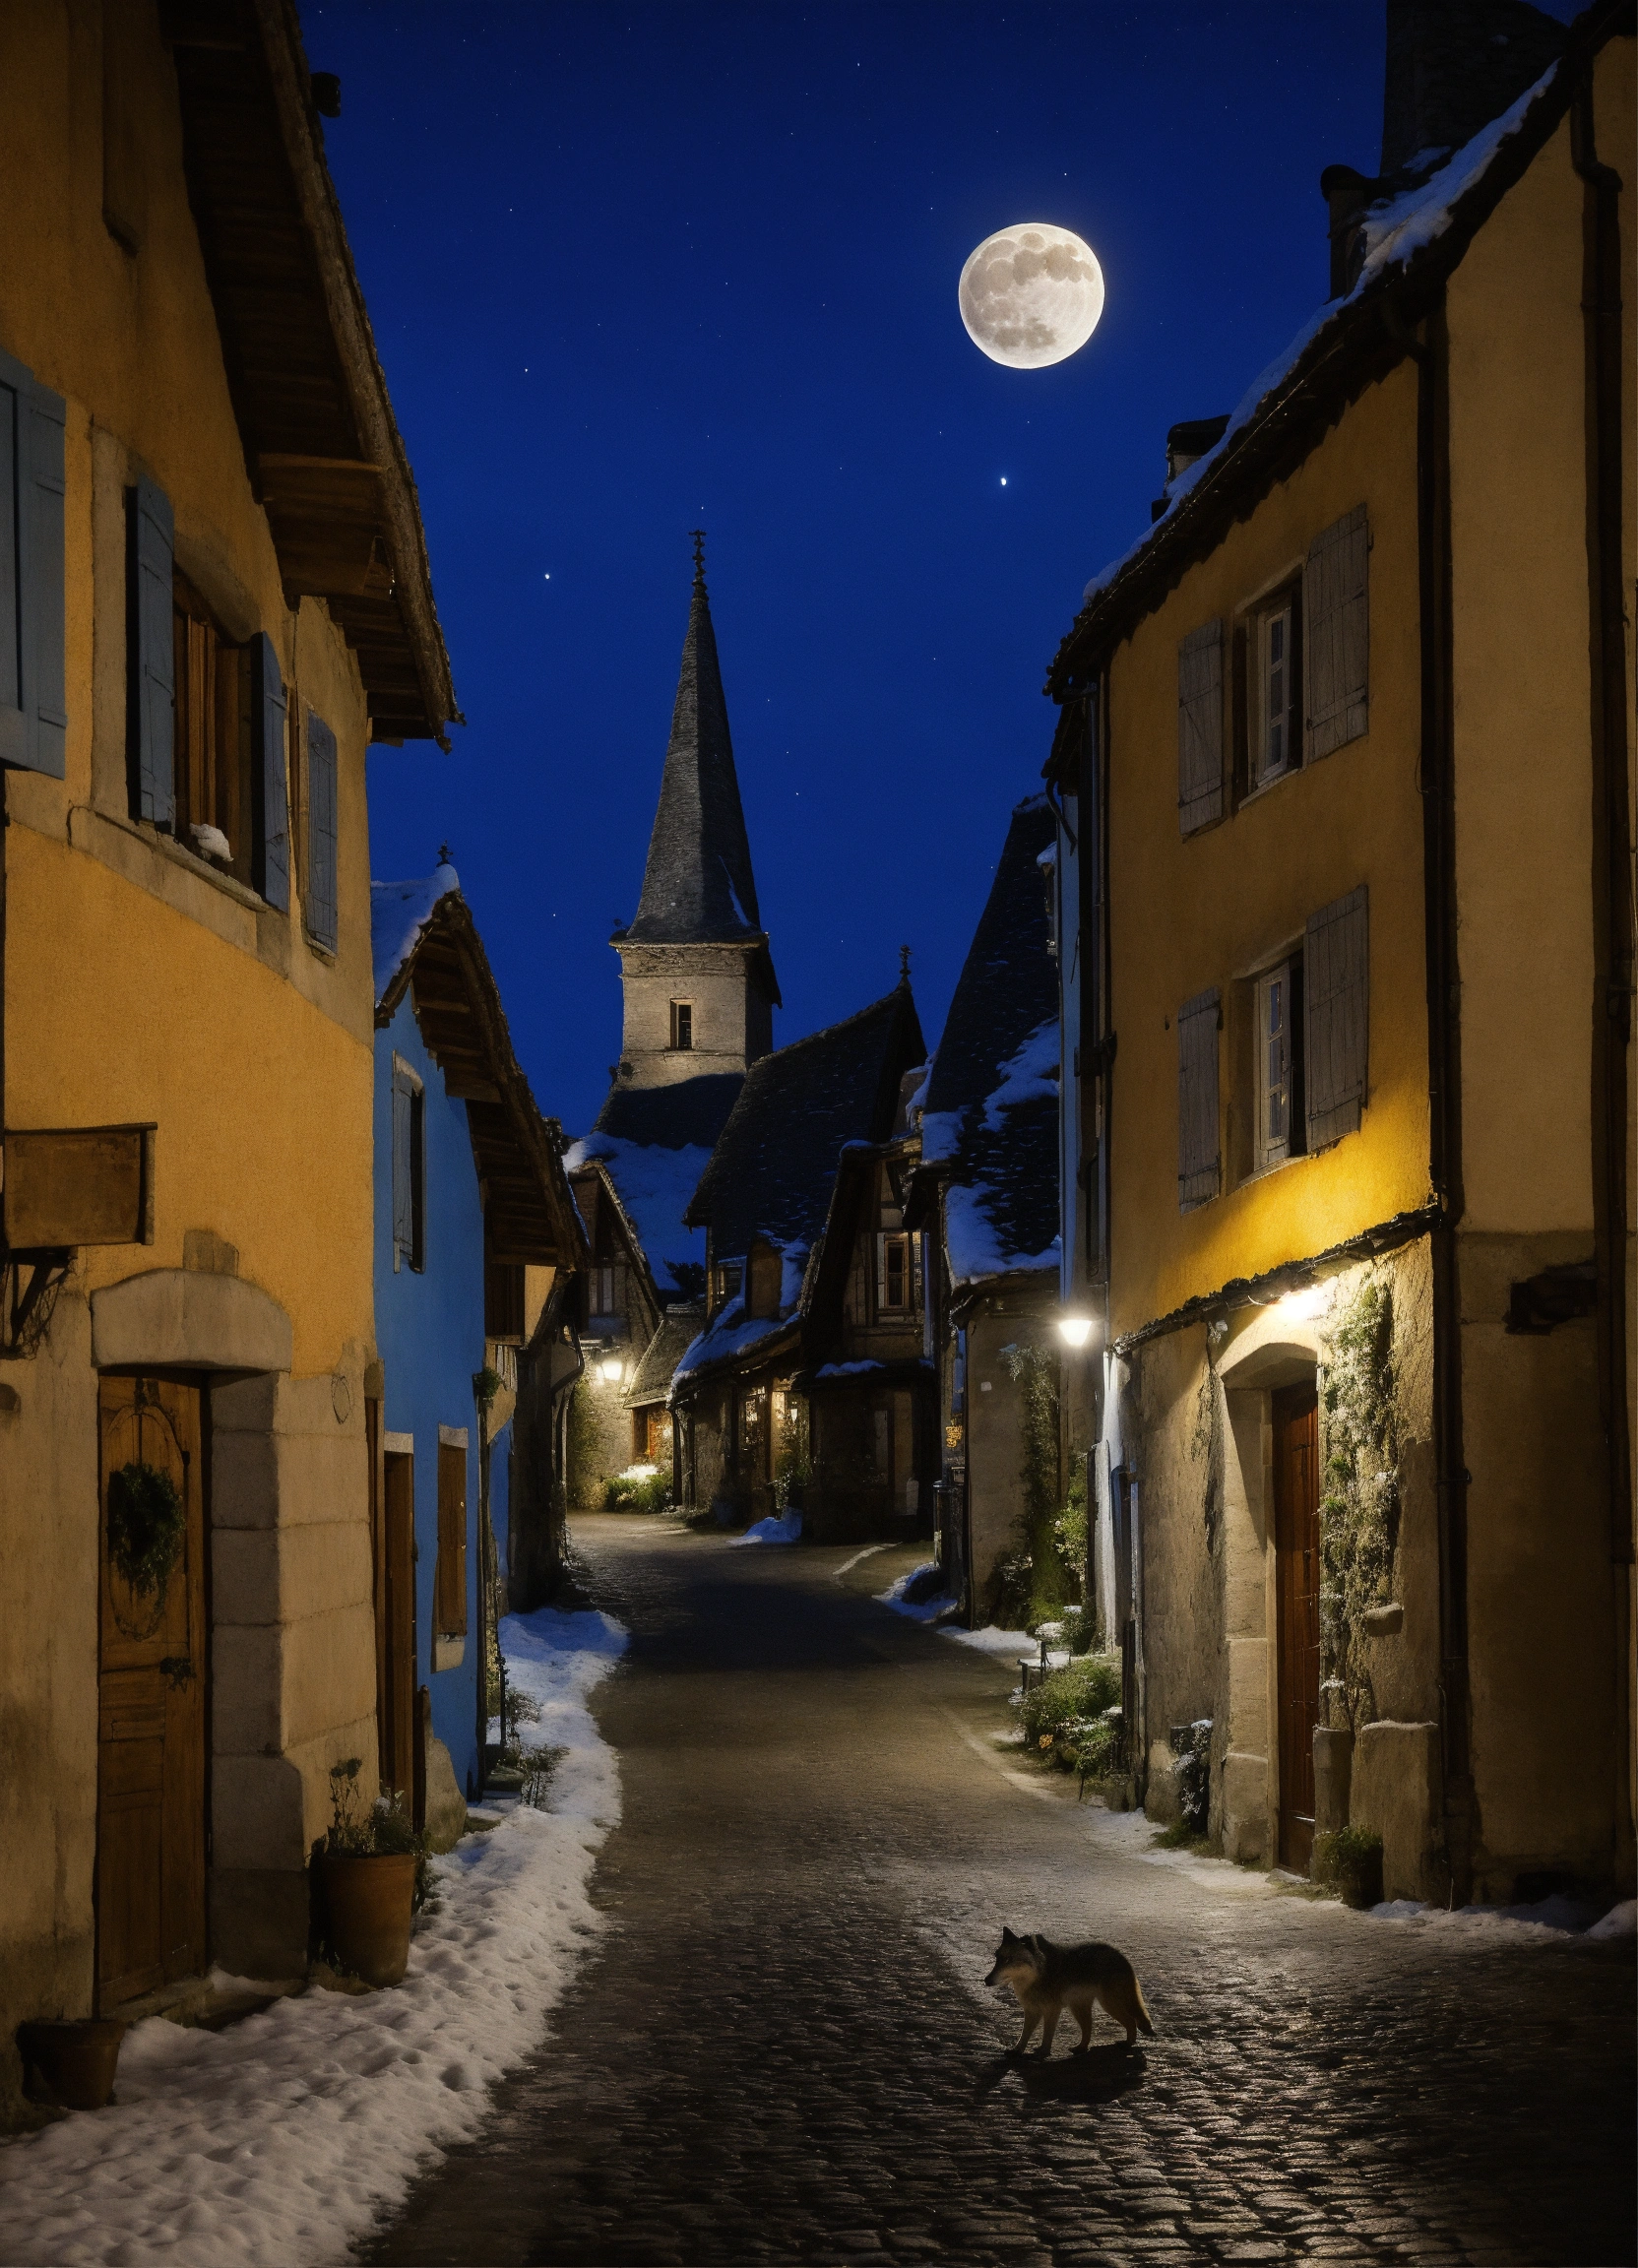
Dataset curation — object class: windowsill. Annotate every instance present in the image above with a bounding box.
[1234,763,1302,815]
[304,931,338,965]
[74,802,269,914]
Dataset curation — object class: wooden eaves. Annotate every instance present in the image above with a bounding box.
[377,895,586,1272]
[1042,0,1631,734]
[161,0,458,746]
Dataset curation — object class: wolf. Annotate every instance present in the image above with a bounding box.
[983,1926,1155,2055]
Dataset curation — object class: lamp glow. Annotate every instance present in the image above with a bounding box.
[598,1354,624,1383]
[1280,1285,1325,1323]
[1056,1312,1096,1350]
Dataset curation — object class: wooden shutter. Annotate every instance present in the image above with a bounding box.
[306,711,339,948]
[1304,886,1368,1149]
[1176,986,1222,1210]
[251,633,289,911]
[392,1063,414,1259]
[0,349,67,780]
[129,477,175,826]
[435,1437,468,1636]
[1177,619,1225,836]
[1303,506,1368,760]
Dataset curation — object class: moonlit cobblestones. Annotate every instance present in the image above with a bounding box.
[362,1519,1635,2268]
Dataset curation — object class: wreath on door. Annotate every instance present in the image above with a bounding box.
[107,1461,186,1606]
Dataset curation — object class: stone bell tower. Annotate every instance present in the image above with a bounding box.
[605,537,780,1099]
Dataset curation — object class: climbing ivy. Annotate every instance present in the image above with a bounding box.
[996,1342,1078,1625]
[1318,1275,1400,1731]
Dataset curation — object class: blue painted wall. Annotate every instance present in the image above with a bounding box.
[374,993,484,1796]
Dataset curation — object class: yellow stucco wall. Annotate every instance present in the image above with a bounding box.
[1106,362,1429,1336]
[1448,110,1595,1236]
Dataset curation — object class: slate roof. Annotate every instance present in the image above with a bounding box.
[920,796,1060,1286]
[592,1073,745,1150]
[628,1304,705,1406]
[619,564,779,1001]
[685,984,926,1259]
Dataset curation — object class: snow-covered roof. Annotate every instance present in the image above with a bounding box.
[370,863,460,1007]
[670,1275,801,1391]
[1051,33,1588,690]
[563,1131,712,1300]
[920,797,1061,1288]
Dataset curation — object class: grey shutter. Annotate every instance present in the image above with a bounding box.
[1177,619,1225,835]
[0,350,67,779]
[1303,505,1368,760]
[306,710,339,949]
[1176,986,1222,1210]
[1304,886,1368,1149]
[251,632,289,911]
[129,476,175,826]
[392,1068,412,1257]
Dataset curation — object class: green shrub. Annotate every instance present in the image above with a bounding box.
[986,1546,1035,1632]
[1019,1654,1122,1750]
[603,1462,671,1514]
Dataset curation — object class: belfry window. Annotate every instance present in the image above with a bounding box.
[670,1000,693,1050]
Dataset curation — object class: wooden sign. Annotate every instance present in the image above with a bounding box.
[3,1125,156,1248]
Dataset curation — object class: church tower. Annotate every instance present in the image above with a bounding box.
[604,539,780,1106]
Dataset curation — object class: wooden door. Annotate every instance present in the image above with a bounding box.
[1273,1382,1321,1873]
[379,1447,416,1796]
[96,1374,207,2009]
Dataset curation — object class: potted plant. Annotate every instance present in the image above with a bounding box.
[1317,1823,1385,1910]
[17,2017,127,2110]
[320,1758,431,1986]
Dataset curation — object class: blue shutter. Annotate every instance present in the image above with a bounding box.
[251,632,289,911]
[0,347,67,779]
[306,711,339,949]
[129,476,175,826]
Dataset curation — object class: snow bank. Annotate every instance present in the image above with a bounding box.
[731,1510,802,1546]
[1367,1891,1638,1941]
[876,1565,956,1624]
[943,1621,1037,1659]
[0,1605,627,2268]
[876,1571,1031,1657]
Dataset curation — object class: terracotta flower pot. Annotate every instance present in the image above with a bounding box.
[18,2018,127,2110]
[323,1851,416,1985]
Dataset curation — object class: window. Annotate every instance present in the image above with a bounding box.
[391,1055,424,1273]
[1254,959,1301,1171]
[712,1261,742,1313]
[434,1431,468,1638]
[305,711,339,950]
[172,568,250,874]
[0,346,66,780]
[1252,590,1300,788]
[738,1386,767,1470]
[586,1263,622,1319]
[876,1231,916,1317]
[670,1000,693,1050]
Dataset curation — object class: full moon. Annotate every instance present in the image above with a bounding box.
[959,222,1105,370]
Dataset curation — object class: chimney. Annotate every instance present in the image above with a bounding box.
[1381,0,1565,176]
[1152,416,1231,522]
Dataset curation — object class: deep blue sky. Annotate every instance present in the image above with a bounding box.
[316,1,1565,1136]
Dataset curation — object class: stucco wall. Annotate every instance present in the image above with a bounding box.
[615,939,771,1085]
[374,998,483,1797]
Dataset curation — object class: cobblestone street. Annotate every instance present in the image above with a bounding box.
[362,1517,1635,2268]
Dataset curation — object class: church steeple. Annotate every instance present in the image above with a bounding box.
[602,543,780,1114]
[622,536,775,969]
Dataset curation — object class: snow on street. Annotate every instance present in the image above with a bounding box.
[0,1606,626,2268]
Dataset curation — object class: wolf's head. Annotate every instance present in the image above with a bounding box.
[983,1926,1041,1988]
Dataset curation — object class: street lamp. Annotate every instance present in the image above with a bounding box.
[1056,1312,1096,1350]
[598,1354,624,1384]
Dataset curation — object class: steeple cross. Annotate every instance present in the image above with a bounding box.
[900,943,912,981]
[691,529,707,589]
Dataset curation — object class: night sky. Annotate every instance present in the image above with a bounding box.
[318,1,1568,1138]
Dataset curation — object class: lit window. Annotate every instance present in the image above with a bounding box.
[876,1231,915,1316]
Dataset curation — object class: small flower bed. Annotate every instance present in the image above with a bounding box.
[603,1462,671,1514]
[1018,1654,1122,1778]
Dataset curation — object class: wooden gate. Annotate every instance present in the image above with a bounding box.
[1273,1381,1321,1874]
[96,1373,207,2009]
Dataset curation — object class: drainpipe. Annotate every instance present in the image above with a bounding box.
[1403,284,1473,1902]
[1571,74,1636,1887]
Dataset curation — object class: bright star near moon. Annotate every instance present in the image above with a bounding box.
[959,222,1105,369]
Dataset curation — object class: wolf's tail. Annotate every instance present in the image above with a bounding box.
[1134,1976,1155,2037]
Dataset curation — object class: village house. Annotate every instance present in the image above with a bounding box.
[1044,0,1633,1905]
[672,981,928,1537]
[564,1150,663,1503]
[370,866,583,1831]
[907,795,1063,1625]
[0,0,457,2113]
